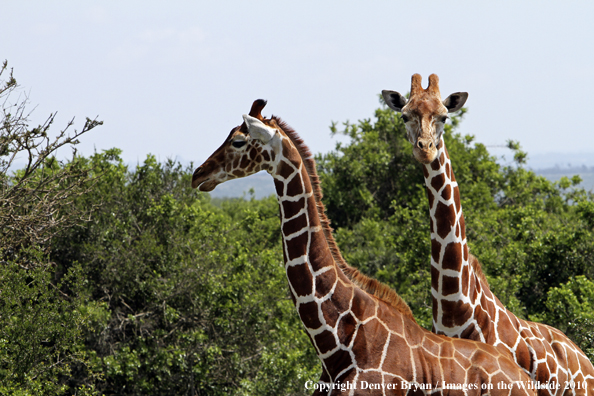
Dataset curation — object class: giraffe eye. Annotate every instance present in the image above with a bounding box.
[440,116,449,123]
[232,140,247,148]
[401,114,409,123]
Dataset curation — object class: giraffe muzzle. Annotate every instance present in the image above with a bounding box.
[191,165,218,191]
[191,166,204,189]
[413,137,438,164]
[417,139,432,150]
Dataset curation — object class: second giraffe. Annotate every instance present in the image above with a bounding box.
[382,74,594,396]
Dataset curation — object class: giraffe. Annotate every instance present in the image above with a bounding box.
[192,99,538,395]
[382,74,594,396]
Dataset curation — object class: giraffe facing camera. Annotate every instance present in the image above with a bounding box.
[382,74,467,164]
[383,74,594,396]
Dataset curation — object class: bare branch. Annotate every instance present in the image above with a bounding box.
[0,60,102,265]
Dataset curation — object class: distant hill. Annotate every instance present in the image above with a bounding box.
[208,171,276,199]
[527,152,594,192]
[203,155,594,199]
[203,168,594,200]
[527,152,594,170]
[534,166,594,192]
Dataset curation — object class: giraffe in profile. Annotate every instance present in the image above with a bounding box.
[192,99,537,395]
[383,74,594,396]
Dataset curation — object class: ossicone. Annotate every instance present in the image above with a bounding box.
[410,74,423,96]
[249,99,267,120]
[427,74,440,96]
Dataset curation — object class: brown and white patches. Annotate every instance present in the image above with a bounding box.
[420,138,594,393]
[420,334,440,357]
[277,159,295,180]
[352,318,389,369]
[434,201,455,240]
[439,339,455,359]
[431,264,440,292]
[336,312,358,347]
[315,267,337,299]
[421,142,481,340]
[356,371,384,394]
[453,185,461,213]
[460,323,481,341]
[430,240,441,264]
[441,275,460,296]
[282,212,308,237]
[284,230,308,262]
[441,299,472,328]
[321,289,351,328]
[308,206,334,271]
[430,170,445,191]
[281,196,306,219]
[514,339,533,374]
[322,348,353,374]
[286,263,313,297]
[314,330,338,355]
[461,265,469,296]
[459,215,467,242]
[426,188,435,211]
[273,178,284,197]
[299,301,323,329]
[442,242,462,271]
[378,304,406,336]
[474,306,491,336]
[275,113,418,322]
[286,169,305,196]
[350,289,377,323]
[441,184,451,201]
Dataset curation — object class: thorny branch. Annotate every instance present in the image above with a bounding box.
[0,60,102,265]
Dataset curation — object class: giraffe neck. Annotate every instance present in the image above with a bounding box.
[271,144,364,381]
[421,139,594,393]
[422,138,485,338]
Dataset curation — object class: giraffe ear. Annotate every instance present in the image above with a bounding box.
[443,92,468,113]
[382,90,408,112]
[242,114,276,143]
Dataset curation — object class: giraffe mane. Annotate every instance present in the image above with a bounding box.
[271,115,416,322]
[468,254,490,287]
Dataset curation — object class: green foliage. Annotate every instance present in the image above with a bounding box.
[532,275,594,361]
[0,261,98,396]
[318,107,423,228]
[51,152,319,395]
[333,205,433,327]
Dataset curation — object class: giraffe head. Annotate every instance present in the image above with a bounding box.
[192,99,283,191]
[382,74,468,164]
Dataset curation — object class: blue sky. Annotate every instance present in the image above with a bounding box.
[2,1,594,168]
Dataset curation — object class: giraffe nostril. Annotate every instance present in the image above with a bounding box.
[418,141,424,149]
